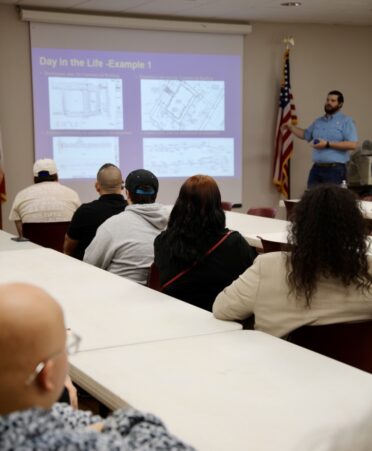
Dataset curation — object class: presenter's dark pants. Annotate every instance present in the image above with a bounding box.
[307,163,346,188]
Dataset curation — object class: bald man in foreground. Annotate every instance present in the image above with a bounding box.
[0,283,194,450]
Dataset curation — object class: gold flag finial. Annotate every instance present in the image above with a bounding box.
[283,36,295,50]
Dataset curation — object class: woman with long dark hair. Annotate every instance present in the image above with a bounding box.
[154,175,256,311]
[213,184,372,337]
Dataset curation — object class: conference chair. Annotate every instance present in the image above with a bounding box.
[258,236,292,254]
[287,320,372,373]
[221,201,233,211]
[361,195,372,202]
[283,199,297,221]
[22,222,70,253]
[147,262,162,291]
[247,207,277,218]
[359,197,372,233]
[366,218,372,235]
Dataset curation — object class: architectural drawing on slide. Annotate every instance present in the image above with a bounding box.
[53,136,120,179]
[143,137,234,176]
[141,79,225,131]
[49,77,123,130]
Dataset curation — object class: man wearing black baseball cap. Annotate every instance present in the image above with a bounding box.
[125,169,159,197]
[84,169,168,285]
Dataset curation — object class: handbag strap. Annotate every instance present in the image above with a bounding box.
[161,231,233,291]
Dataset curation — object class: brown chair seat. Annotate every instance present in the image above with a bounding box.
[22,222,70,253]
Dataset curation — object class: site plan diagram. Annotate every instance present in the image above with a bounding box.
[141,79,225,131]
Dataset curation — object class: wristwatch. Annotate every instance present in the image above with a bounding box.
[326,141,330,148]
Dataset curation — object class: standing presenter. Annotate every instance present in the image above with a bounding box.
[285,90,358,188]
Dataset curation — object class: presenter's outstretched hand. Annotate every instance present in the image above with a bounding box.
[281,123,291,134]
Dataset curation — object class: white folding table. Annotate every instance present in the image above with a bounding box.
[0,248,241,351]
[0,229,39,251]
[225,211,289,248]
[70,330,372,451]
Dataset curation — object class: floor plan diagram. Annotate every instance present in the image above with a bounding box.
[143,137,234,176]
[49,77,123,130]
[141,79,225,131]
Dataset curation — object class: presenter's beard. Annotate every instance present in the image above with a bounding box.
[324,104,340,115]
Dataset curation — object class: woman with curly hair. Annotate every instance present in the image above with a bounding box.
[154,175,256,311]
[213,184,372,337]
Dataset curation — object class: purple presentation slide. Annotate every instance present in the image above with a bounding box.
[31,48,241,180]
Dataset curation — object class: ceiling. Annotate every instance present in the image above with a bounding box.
[0,0,372,26]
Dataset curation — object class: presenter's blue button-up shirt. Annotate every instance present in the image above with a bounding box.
[304,111,358,164]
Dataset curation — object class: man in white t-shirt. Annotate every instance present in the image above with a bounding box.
[9,159,80,236]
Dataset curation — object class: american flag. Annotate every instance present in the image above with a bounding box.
[273,49,297,198]
[0,128,6,204]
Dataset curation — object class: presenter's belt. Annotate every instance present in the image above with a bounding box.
[313,162,345,167]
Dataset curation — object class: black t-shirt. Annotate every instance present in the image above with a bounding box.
[67,194,127,260]
[154,229,257,312]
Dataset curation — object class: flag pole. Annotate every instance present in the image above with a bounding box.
[272,36,296,200]
[284,35,294,201]
[0,127,6,229]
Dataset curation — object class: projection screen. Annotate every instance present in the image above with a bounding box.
[30,22,244,204]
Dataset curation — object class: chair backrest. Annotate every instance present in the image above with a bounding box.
[221,201,233,211]
[284,199,297,221]
[360,198,372,233]
[364,218,372,235]
[22,222,70,252]
[247,207,277,218]
[147,262,162,291]
[288,321,372,373]
[258,237,292,253]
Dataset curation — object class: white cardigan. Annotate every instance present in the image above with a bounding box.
[213,252,372,338]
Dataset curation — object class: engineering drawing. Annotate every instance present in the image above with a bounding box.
[143,137,234,177]
[53,136,120,179]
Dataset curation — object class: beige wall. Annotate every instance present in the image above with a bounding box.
[1,5,371,232]
[0,6,34,233]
